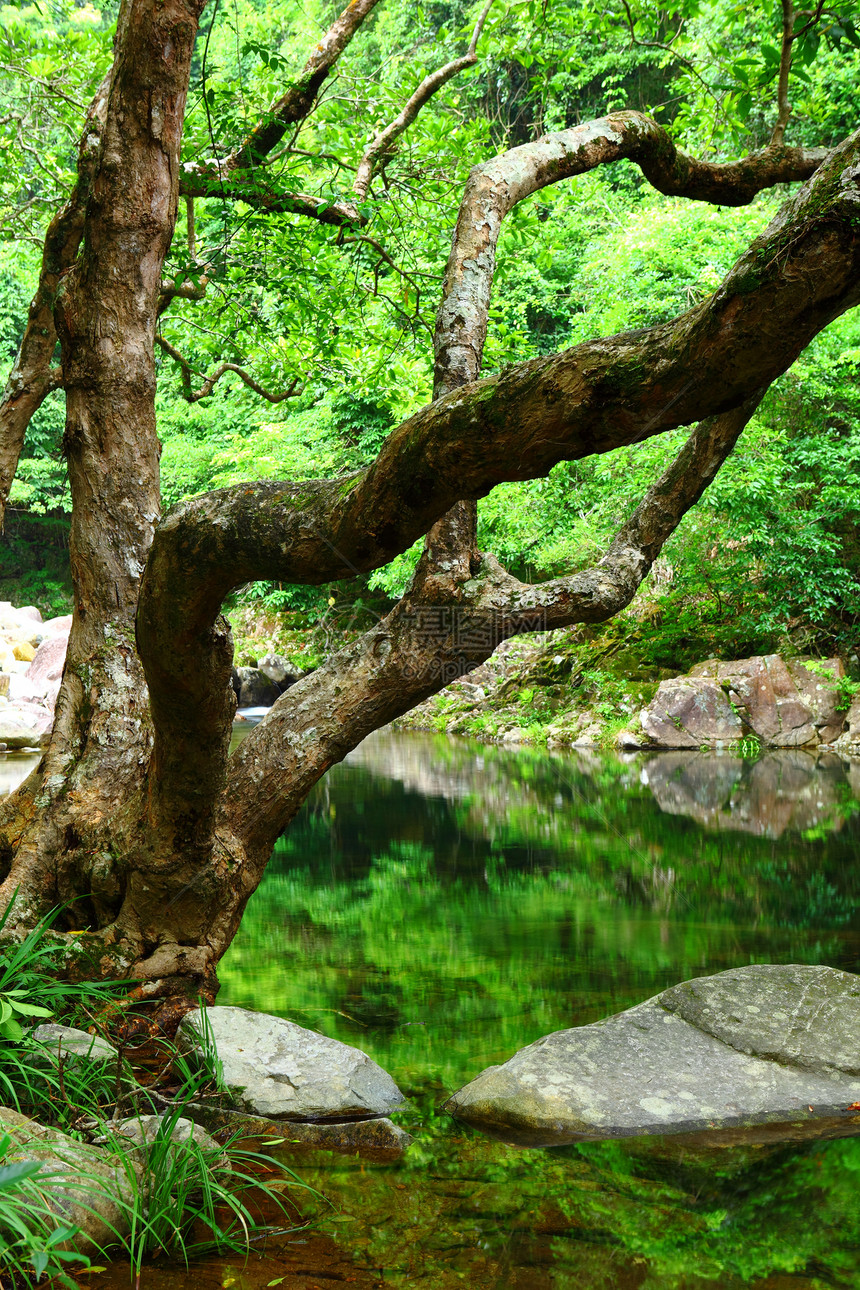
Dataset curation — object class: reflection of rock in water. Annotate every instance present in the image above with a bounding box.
[641,751,856,839]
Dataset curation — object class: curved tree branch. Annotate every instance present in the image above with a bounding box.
[215,394,762,863]
[136,128,860,863]
[433,110,829,394]
[0,76,111,527]
[180,0,381,198]
[352,0,494,202]
[178,172,364,226]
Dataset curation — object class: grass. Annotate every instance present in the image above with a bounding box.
[0,901,323,1287]
[0,1134,90,1289]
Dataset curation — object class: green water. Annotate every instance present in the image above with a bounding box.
[218,731,860,1288]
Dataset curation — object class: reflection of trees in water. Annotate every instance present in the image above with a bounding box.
[219,732,860,1288]
[218,730,860,1103]
[274,732,860,930]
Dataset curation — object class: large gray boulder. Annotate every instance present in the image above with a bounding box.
[444,965,860,1146]
[640,655,848,749]
[177,1006,406,1122]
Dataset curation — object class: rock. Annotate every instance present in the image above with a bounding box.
[177,1006,406,1122]
[26,634,67,689]
[179,1101,412,1160]
[257,653,302,688]
[615,729,645,749]
[444,965,860,1147]
[11,641,36,663]
[572,722,603,747]
[844,696,860,745]
[501,727,529,744]
[641,679,742,748]
[108,1114,230,1171]
[0,1108,138,1252]
[0,710,52,748]
[32,1023,119,1067]
[641,655,848,749]
[41,613,73,638]
[232,666,281,708]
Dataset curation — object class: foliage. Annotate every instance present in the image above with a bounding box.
[0,1135,88,1289]
[0,0,858,657]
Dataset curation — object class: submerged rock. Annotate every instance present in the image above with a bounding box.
[444,965,860,1146]
[177,1006,406,1123]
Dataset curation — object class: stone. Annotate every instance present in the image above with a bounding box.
[640,655,849,749]
[180,1101,412,1160]
[176,1006,407,1122]
[443,965,860,1147]
[640,678,742,748]
[0,710,51,748]
[11,641,35,662]
[32,1023,119,1067]
[40,613,73,638]
[26,634,67,689]
[107,1114,230,1171]
[844,697,860,744]
[0,1108,138,1252]
[257,652,302,688]
[232,666,281,708]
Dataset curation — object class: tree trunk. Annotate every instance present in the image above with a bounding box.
[0,0,857,1018]
[0,0,204,996]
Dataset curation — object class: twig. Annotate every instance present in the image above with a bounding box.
[352,0,494,201]
[155,333,302,403]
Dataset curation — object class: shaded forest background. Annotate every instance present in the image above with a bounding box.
[1,0,859,670]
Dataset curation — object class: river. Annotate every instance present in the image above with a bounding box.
[9,732,860,1286]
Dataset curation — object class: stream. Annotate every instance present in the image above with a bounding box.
[7,732,860,1287]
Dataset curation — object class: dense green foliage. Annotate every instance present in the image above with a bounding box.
[0,0,858,653]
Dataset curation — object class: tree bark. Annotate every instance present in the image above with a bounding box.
[0,0,203,953]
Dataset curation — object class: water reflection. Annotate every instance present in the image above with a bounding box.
[218,730,860,1287]
[641,748,859,837]
[0,751,39,797]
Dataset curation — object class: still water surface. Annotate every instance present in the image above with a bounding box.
[8,733,860,1286]
[215,732,860,1288]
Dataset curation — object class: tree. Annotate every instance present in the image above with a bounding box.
[0,0,857,1012]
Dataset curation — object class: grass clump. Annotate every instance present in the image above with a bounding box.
[0,901,320,1287]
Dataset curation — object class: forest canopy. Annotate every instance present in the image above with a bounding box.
[1,0,858,656]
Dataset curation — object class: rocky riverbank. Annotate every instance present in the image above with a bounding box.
[394,631,860,753]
